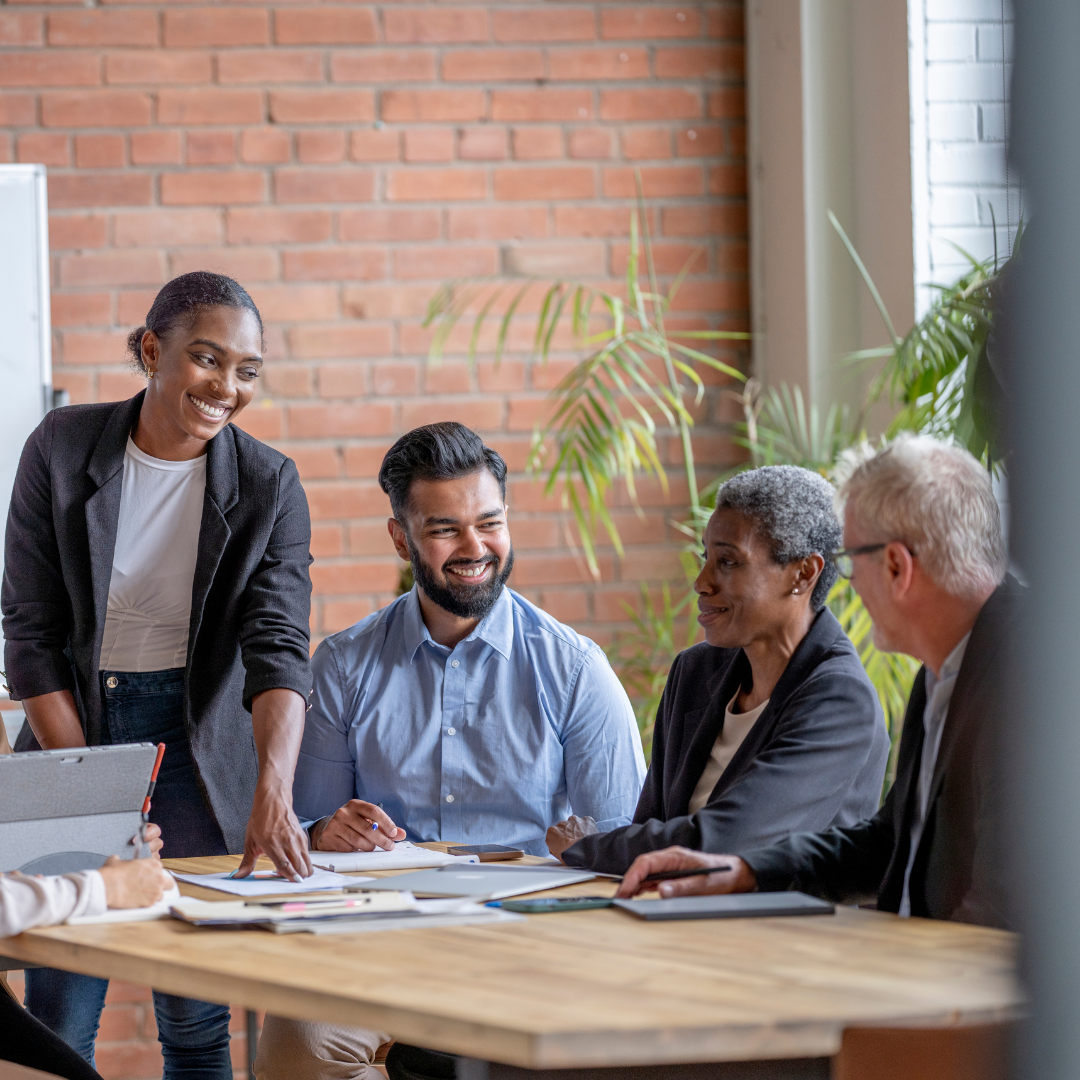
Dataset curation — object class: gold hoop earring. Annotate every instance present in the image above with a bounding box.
[147,370,155,380]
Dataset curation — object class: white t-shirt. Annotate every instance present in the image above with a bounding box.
[99,438,207,673]
[687,692,770,815]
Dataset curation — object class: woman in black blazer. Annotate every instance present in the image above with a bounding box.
[549,465,890,875]
[2,273,313,1079]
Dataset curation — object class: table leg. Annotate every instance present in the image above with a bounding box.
[458,1059,830,1080]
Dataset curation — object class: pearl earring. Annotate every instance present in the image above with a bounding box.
[791,587,799,595]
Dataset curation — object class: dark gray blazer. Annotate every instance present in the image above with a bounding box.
[1,393,313,853]
[563,608,889,875]
[742,577,1021,930]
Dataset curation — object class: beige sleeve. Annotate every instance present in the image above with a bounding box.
[0,870,108,937]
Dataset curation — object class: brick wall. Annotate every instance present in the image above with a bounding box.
[1,3,745,1075]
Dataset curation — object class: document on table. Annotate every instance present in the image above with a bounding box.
[171,867,365,897]
[67,883,182,925]
[310,841,479,873]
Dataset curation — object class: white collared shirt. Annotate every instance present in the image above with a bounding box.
[898,631,971,917]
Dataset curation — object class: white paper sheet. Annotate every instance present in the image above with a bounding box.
[171,867,364,897]
[310,841,478,873]
[68,884,182,925]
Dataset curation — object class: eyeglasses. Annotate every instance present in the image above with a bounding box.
[830,544,887,579]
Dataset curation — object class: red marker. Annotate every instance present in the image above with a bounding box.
[142,742,166,822]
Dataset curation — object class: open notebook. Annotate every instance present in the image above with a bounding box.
[309,841,478,873]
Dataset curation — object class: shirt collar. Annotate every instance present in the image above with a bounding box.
[402,584,514,662]
[924,630,971,698]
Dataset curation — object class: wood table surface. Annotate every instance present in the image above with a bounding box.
[0,849,1023,1071]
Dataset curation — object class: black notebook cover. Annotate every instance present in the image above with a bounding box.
[612,891,834,921]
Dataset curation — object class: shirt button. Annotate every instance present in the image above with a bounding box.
[445,794,455,803]
[106,676,118,689]
[451,659,460,668]
[447,727,456,736]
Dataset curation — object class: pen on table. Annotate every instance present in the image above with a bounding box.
[142,742,166,823]
[243,897,374,911]
[641,865,733,883]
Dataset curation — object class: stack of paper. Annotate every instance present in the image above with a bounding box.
[171,867,364,897]
[309,841,478,873]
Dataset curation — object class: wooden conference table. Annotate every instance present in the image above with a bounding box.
[0,847,1023,1079]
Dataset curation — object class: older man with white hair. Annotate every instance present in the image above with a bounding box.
[615,434,1020,929]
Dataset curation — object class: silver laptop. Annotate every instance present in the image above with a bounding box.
[348,863,596,900]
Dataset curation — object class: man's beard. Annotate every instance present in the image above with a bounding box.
[407,539,514,620]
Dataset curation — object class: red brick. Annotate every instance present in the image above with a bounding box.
[48,10,158,47]
[476,359,526,394]
[288,404,394,438]
[311,526,346,561]
[270,89,374,124]
[0,13,43,46]
[548,47,648,81]
[348,519,396,554]
[117,289,158,325]
[49,173,152,209]
[458,126,507,161]
[262,363,312,398]
[240,127,291,164]
[492,89,592,122]
[393,244,497,280]
[0,94,35,125]
[372,361,421,396]
[493,8,594,42]
[274,169,375,203]
[677,125,723,157]
[667,278,747,312]
[232,403,283,440]
[350,128,400,162]
[115,209,222,247]
[61,329,136,364]
[656,45,744,79]
[662,204,746,237]
[600,7,701,39]
[322,598,376,632]
[275,7,377,45]
[171,247,277,281]
[0,134,12,163]
[228,208,330,245]
[283,247,386,282]
[105,51,212,85]
[93,1042,164,1080]
[41,91,150,127]
[344,444,390,477]
[131,130,182,165]
[443,49,543,82]
[318,362,368,396]
[296,129,346,163]
[219,49,323,85]
[708,163,747,196]
[60,250,165,288]
[18,133,69,167]
[187,130,235,165]
[288,324,393,360]
[494,166,594,201]
[164,8,269,49]
[512,126,563,160]
[331,49,436,84]
[622,126,672,159]
[611,240,702,276]
[74,134,124,169]
[158,89,262,125]
[386,168,486,202]
[311,559,400,594]
[51,292,111,327]
[292,444,342,478]
[0,52,99,87]
[707,87,745,119]
[343,284,433,319]
[569,128,613,159]
[384,8,488,44]
[505,241,605,277]
[247,284,338,322]
[447,206,547,240]
[423,361,471,394]
[161,171,266,206]
[342,208,440,243]
[601,88,701,121]
[381,90,485,123]
[401,398,502,432]
[403,127,454,163]
[95,1003,139,1042]
[96,368,144,401]
[49,213,108,249]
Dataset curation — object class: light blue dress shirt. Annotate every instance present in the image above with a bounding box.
[293,586,646,856]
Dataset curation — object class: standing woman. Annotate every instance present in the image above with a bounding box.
[1,273,314,1078]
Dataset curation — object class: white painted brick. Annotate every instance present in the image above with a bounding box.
[976,22,1013,62]
[929,142,1007,185]
[930,190,981,226]
[978,103,1006,142]
[927,24,977,61]
[928,103,979,141]
[930,227,996,265]
[927,61,1010,103]
[976,191,1018,226]
[927,0,1004,23]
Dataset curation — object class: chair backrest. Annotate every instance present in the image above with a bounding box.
[0,1061,67,1080]
[833,1022,1013,1080]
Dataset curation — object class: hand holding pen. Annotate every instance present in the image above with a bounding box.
[309,798,406,853]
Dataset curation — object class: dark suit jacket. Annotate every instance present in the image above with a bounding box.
[563,608,890,874]
[1,394,313,853]
[742,576,1021,929]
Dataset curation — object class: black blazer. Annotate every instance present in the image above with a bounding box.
[1,394,313,853]
[742,576,1021,929]
[563,608,890,874]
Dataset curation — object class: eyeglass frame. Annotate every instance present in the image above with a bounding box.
[830,542,916,579]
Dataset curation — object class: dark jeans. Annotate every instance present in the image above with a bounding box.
[0,982,102,1080]
[386,1044,461,1080]
[24,668,233,1080]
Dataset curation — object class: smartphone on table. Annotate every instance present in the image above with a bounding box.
[446,844,525,862]
[487,897,613,913]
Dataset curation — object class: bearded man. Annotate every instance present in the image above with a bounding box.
[255,423,645,1080]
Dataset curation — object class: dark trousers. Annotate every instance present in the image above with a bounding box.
[1,980,102,1080]
[386,1044,461,1080]
[24,668,233,1080]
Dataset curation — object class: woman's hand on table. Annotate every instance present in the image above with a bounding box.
[615,847,757,899]
[237,782,313,882]
[100,854,173,909]
[545,815,599,861]
[310,800,405,853]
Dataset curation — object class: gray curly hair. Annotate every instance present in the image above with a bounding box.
[714,465,842,610]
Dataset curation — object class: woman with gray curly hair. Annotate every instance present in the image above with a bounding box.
[549,465,889,874]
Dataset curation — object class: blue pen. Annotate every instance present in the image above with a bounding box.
[371,822,379,832]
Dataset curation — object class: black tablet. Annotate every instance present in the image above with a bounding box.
[612,892,834,921]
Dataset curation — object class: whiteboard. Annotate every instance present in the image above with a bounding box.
[0,164,51,703]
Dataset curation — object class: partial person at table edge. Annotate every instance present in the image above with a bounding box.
[547,465,890,876]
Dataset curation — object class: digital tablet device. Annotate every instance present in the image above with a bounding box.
[350,863,596,899]
[612,892,835,921]
[0,743,159,874]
